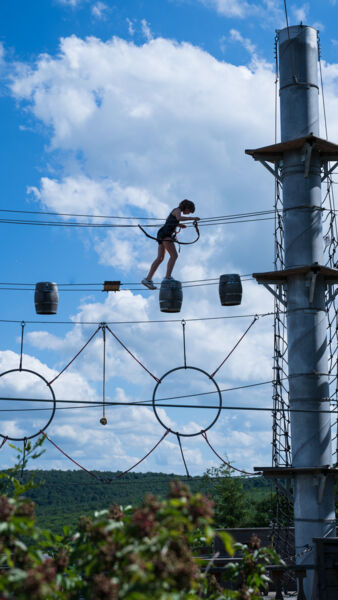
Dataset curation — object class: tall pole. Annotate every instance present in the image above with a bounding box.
[278,25,336,596]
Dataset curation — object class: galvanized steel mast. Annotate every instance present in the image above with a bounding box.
[248,25,338,597]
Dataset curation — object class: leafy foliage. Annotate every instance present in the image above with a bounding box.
[0,437,282,599]
[3,466,270,533]
[203,464,249,527]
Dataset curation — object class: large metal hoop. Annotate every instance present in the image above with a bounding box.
[0,368,56,441]
[152,365,222,438]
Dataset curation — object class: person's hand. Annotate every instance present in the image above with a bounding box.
[180,224,187,228]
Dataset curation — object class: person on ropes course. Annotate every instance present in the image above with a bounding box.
[141,199,199,290]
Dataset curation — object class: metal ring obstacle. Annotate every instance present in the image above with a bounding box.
[152,365,222,438]
[0,368,56,441]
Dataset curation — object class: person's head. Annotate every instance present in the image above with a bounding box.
[179,199,195,214]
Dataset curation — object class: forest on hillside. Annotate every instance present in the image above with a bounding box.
[16,469,272,533]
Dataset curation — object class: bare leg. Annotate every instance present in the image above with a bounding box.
[146,244,165,280]
[163,240,178,278]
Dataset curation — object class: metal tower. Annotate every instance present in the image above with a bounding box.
[246,25,338,598]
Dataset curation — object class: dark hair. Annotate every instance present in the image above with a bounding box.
[179,199,195,213]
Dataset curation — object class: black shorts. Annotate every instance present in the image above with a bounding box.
[157,226,176,244]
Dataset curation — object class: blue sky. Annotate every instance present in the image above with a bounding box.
[0,0,337,476]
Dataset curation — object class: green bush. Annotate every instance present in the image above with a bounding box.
[0,438,282,599]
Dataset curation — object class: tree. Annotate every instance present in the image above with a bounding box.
[0,439,282,599]
[202,464,249,528]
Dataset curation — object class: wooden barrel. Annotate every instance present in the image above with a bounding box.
[34,282,59,314]
[159,279,183,313]
[219,274,242,306]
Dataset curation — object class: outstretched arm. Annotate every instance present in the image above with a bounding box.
[172,208,200,222]
[179,216,200,222]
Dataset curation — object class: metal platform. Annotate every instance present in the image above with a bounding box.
[252,264,338,285]
[253,466,338,478]
[245,134,338,163]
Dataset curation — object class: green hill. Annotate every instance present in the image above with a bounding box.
[14,470,271,533]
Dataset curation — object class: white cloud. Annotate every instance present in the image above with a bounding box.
[229,28,257,57]
[291,3,309,23]
[200,0,255,18]
[6,34,280,316]
[57,0,83,6]
[0,42,5,64]
[9,32,338,473]
[12,34,277,278]
[28,176,164,218]
[126,18,135,36]
[199,0,284,22]
[141,19,153,41]
[91,1,108,19]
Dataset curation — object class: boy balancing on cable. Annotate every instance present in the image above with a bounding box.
[141,199,199,290]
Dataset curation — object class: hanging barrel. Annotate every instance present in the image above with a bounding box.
[34,282,59,314]
[219,274,242,306]
[159,279,183,313]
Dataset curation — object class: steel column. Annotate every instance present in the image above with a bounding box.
[278,25,336,599]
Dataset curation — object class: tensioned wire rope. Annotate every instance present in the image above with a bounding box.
[0,210,336,228]
[0,274,254,292]
[318,36,338,467]
[0,273,254,290]
[0,281,253,292]
[0,311,274,325]
[0,374,337,413]
[0,206,336,225]
[0,207,275,222]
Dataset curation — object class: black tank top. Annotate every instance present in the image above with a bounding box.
[163,212,179,235]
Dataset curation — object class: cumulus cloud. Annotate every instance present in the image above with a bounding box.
[291,3,309,23]
[9,31,338,472]
[28,176,164,218]
[200,0,256,18]
[11,34,277,278]
[199,0,284,23]
[126,18,135,36]
[141,19,153,41]
[229,28,257,57]
[57,0,83,7]
[91,1,108,19]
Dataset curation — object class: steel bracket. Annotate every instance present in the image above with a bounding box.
[257,159,283,184]
[261,282,287,307]
[301,142,313,178]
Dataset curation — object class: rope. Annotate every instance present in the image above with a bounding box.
[19,322,25,371]
[182,320,187,368]
[112,430,169,480]
[176,433,190,478]
[102,325,106,422]
[201,431,260,477]
[40,430,101,480]
[282,0,297,83]
[0,206,275,222]
[48,326,101,385]
[20,438,27,483]
[318,35,329,141]
[210,316,259,378]
[0,436,8,449]
[274,34,279,144]
[41,429,169,483]
[0,312,275,326]
[106,325,159,382]
[2,400,338,415]
[138,220,200,246]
